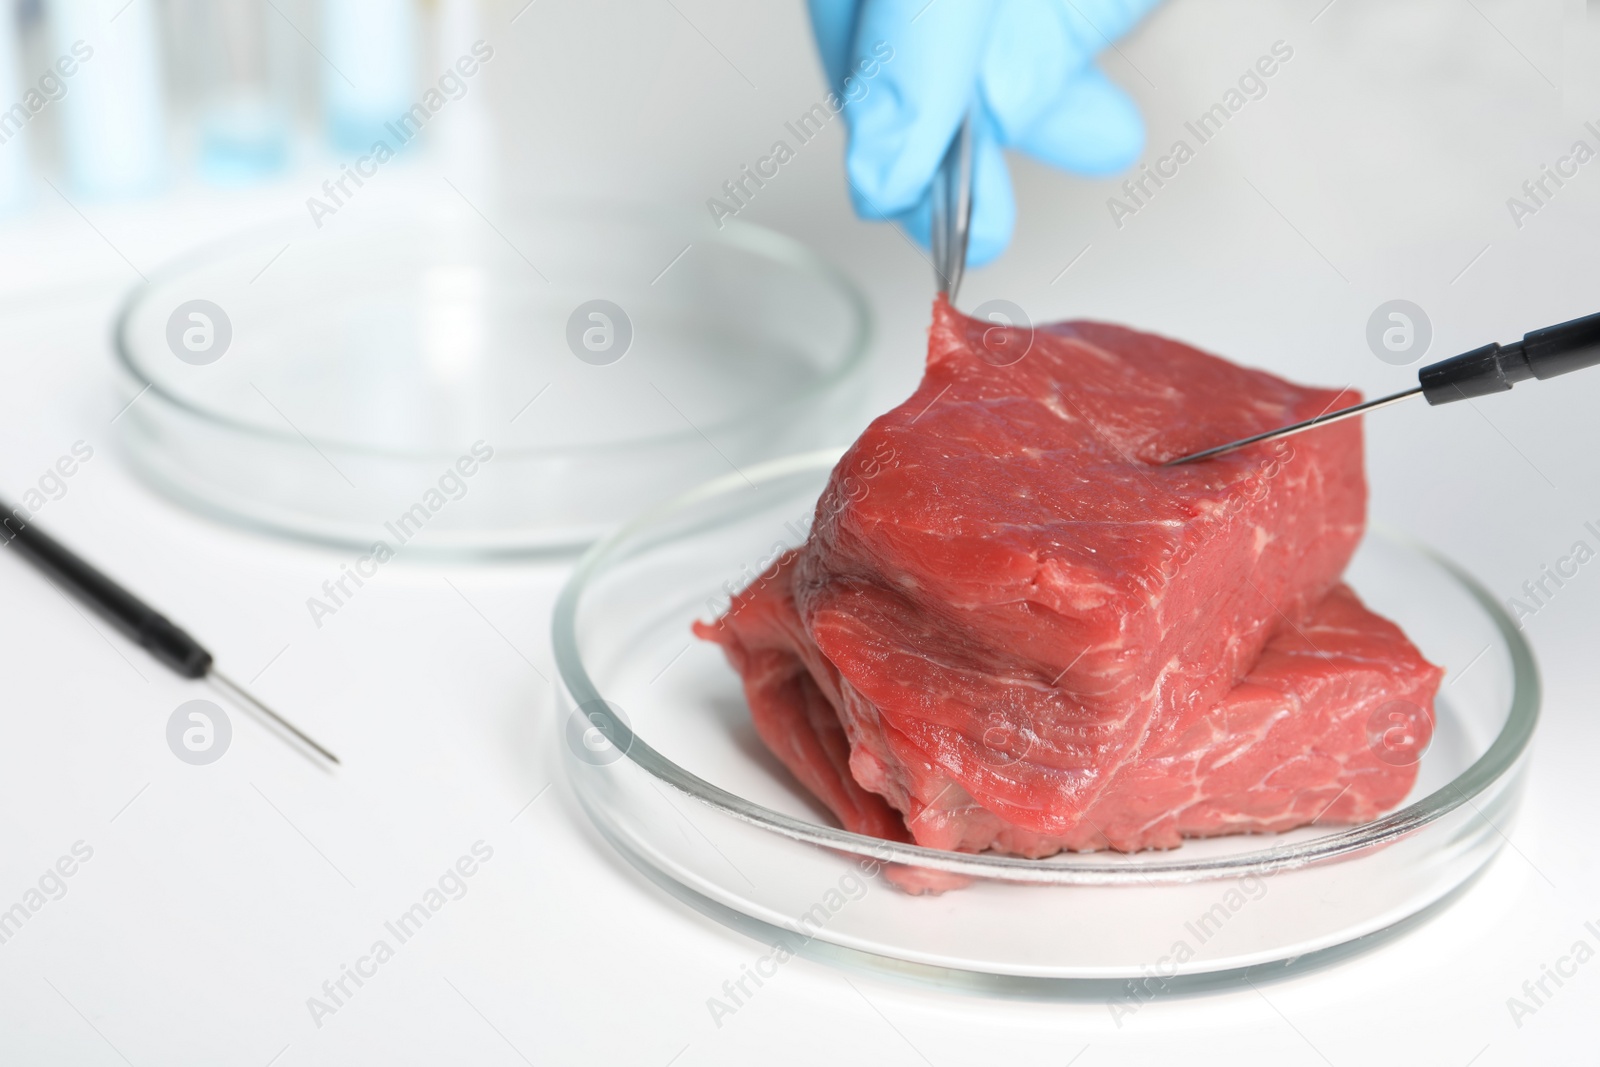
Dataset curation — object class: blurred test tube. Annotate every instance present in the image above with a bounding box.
[190,0,292,182]
[321,0,416,154]
[0,0,29,213]
[50,0,166,198]
[435,0,494,194]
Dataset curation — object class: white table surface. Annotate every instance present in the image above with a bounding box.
[1,0,1596,1063]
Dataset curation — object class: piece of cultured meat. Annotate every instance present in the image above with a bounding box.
[695,300,1439,877]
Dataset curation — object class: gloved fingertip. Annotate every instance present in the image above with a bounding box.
[964,200,1013,267]
[1017,67,1145,176]
[845,86,952,213]
[965,123,1014,267]
[806,0,861,91]
[886,116,1012,266]
[897,197,933,251]
[965,230,1008,268]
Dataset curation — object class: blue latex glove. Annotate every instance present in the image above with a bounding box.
[809,0,1161,265]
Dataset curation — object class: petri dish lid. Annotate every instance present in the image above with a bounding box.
[113,201,871,554]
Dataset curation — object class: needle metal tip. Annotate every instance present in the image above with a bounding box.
[1163,386,1425,466]
[207,669,340,766]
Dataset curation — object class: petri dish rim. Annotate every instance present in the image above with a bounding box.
[110,209,873,463]
[582,786,1498,996]
[552,449,1541,886]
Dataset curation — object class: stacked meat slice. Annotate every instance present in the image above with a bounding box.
[696,299,1442,880]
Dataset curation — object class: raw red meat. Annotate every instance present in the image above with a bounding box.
[1066,582,1441,850]
[695,299,1441,872]
[698,563,909,844]
[705,565,1438,858]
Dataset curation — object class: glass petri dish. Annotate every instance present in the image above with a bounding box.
[553,450,1539,985]
[112,204,870,554]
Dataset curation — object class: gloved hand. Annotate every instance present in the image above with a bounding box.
[808,0,1161,266]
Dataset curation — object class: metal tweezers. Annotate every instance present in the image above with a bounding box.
[931,109,975,306]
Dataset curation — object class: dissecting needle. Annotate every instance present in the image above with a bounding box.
[1165,309,1600,466]
[0,502,340,766]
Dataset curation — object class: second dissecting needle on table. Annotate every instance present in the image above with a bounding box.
[0,501,339,766]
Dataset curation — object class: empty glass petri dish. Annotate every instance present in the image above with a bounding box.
[113,205,870,553]
[553,450,1539,986]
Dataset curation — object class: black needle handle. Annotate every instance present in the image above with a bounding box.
[0,502,339,765]
[0,502,212,677]
[1420,308,1600,403]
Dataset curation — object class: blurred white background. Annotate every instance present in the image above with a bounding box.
[0,0,1597,1063]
